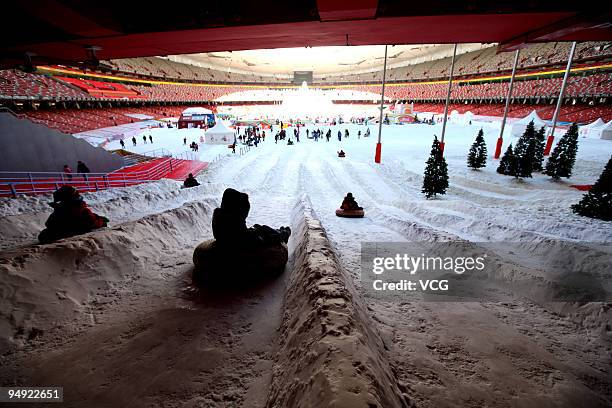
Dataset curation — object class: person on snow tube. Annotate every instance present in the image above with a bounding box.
[336,192,364,218]
[194,188,291,286]
[338,149,346,158]
[38,186,108,244]
[183,173,200,188]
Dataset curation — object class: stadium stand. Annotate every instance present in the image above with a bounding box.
[1,41,611,134]
[20,106,200,134]
[0,70,92,100]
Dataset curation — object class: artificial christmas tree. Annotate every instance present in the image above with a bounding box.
[513,120,536,178]
[532,126,546,171]
[467,129,487,170]
[545,123,579,180]
[571,156,612,221]
[422,136,449,198]
[497,144,516,176]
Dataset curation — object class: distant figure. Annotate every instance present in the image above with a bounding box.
[132,136,137,146]
[120,139,125,149]
[63,165,72,181]
[76,161,90,178]
[184,137,187,145]
[287,138,294,145]
[338,150,346,158]
[38,186,108,244]
[149,135,153,144]
[183,173,200,188]
[337,130,342,141]
[358,130,361,139]
[341,193,362,211]
[345,129,349,138]
[143,135,147,144]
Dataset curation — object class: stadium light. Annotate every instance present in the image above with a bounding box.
[496,49,521,159]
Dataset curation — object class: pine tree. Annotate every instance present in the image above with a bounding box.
[532,126,546,171]
[467,129,487,170]
[513,120,536,179]
[545,123,579,180]
[422,136,449,198]
[497,144,516,176]
[571,156,612,221]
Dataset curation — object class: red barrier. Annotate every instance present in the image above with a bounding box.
[439,142,445,155]
[374,142,382,163]
[570,184,593,191]
[544,135,555,156]
[494,137,503,159]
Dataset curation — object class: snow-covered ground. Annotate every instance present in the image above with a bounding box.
[105,126,230,163]
[1,121,611,407]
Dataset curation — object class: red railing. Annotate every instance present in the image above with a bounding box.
[0,157,182,197]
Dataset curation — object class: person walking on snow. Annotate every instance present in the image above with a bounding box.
[76,161,90,178]
[132,136,137,146]
[338,130,342,141]
[149,135,153,144]
[143,135,147,144]
[120,139,125,149]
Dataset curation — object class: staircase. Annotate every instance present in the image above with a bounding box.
[0,154,208,197]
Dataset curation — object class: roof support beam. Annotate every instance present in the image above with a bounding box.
[498,12,612,51]
[316,0,378,21]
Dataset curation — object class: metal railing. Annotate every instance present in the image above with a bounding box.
[0,156,181,197]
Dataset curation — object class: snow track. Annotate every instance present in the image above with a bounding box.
[1,122,610,407]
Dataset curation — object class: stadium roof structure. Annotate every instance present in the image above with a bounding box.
[2,0,611,67]
[167,44,489,75]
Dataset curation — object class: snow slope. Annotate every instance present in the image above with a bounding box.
[1,121,611,407]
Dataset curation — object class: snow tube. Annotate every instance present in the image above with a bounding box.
[335,208,364,218]
[192,239,288,286]
[338,153,345,158]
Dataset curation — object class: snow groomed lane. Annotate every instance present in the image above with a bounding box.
[1,122,610,407]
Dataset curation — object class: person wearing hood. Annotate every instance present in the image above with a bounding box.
[183,173,200,188]
[38,186,108,244]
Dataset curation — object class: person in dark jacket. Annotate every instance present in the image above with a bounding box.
[63,165,73,181]
[340,192,363,211]
[120,139,125,149]
[38,186,108,244]
[132,136,137,146]
[212,188,290,248]
[76,161,90,175]
[183,173,200,188]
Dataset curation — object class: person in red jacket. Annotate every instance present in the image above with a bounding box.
[38,186,109,244]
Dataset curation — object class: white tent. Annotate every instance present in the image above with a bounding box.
[579,118,605,138]
[511,110,547,137]
[182,107,213,115]
[205,117,235,145]
[599,120,612,140]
